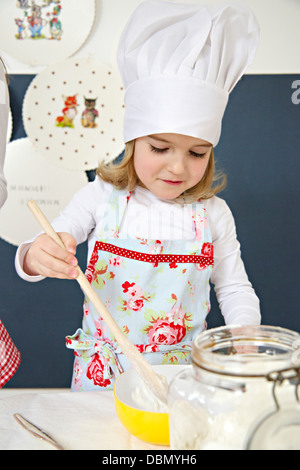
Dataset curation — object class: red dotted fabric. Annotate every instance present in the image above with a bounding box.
[0,321,21,388]
[95,241,214,269]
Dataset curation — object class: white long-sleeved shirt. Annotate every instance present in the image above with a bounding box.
[15,176,261,326]
[0,62,9,209]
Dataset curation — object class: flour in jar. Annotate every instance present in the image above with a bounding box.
[169,382,280,450]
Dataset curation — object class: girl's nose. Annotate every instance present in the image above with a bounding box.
[167,152,185,175]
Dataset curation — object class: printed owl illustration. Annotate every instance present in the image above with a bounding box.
[81,97,99,128]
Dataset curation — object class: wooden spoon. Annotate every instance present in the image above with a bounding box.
[27,200,168,405]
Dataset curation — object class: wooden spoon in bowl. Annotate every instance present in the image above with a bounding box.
[27,200,168,405]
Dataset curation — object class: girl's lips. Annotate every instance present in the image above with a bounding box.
[162,180,183,186]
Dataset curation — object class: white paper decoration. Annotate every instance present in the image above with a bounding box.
[0,0,96,67]
[7,109,13,143]
[0,138,88,246]
[23,57,125,171]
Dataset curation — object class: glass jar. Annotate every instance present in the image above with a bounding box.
[168,325,300,450]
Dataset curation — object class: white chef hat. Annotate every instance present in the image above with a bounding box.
[117,0,259,146]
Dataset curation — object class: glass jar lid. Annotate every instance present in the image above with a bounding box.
[191,325,300,378]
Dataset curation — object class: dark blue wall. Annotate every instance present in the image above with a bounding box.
[1,74,299,388]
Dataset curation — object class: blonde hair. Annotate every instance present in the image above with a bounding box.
[97,140,226,203]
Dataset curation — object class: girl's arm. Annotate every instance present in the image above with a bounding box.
[15,177,110,282]
[207,197,261,326]
[22,232,78,280]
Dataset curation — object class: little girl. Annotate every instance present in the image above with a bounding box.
[16,1,261,391]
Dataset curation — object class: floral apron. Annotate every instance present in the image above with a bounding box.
[66,188,214,391]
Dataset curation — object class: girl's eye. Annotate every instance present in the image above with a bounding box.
[150,145,168,153]
[190,150,206,158]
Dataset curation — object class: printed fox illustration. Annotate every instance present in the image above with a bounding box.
[56,94,78,128]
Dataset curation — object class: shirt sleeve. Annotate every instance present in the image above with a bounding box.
[0,64,9,210]
[15,176,111,282]
[205,196,261,326]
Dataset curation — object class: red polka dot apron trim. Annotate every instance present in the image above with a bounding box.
[92,241,214,268]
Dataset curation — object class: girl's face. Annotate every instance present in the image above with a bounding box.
[133,133,212,200]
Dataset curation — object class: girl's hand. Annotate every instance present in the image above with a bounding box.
[23,232,79,280]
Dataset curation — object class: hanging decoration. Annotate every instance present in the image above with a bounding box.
[0,138,88,246]
[23,57,125,171]
[0,0,96,66]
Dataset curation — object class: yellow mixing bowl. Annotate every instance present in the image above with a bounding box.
[114,364,186,446]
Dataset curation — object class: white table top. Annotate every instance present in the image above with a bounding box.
[0,388,69,398]
[0,388,169,450]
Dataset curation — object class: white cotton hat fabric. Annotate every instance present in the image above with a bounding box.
[117,0,259,146]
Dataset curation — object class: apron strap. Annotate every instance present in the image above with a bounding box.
[66,329,123,382]
[101,187,131,237]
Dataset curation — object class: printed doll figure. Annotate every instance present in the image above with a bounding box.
[81,97,99,128]
[16,1,261,392]
[27,3,44,39]
[56,94,79,128]
[15,1,63,41]
[15,18,26,39]
[16,0,29,8]
[47,4,62,40]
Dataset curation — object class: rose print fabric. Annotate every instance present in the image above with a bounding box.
[66,188,214,391]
